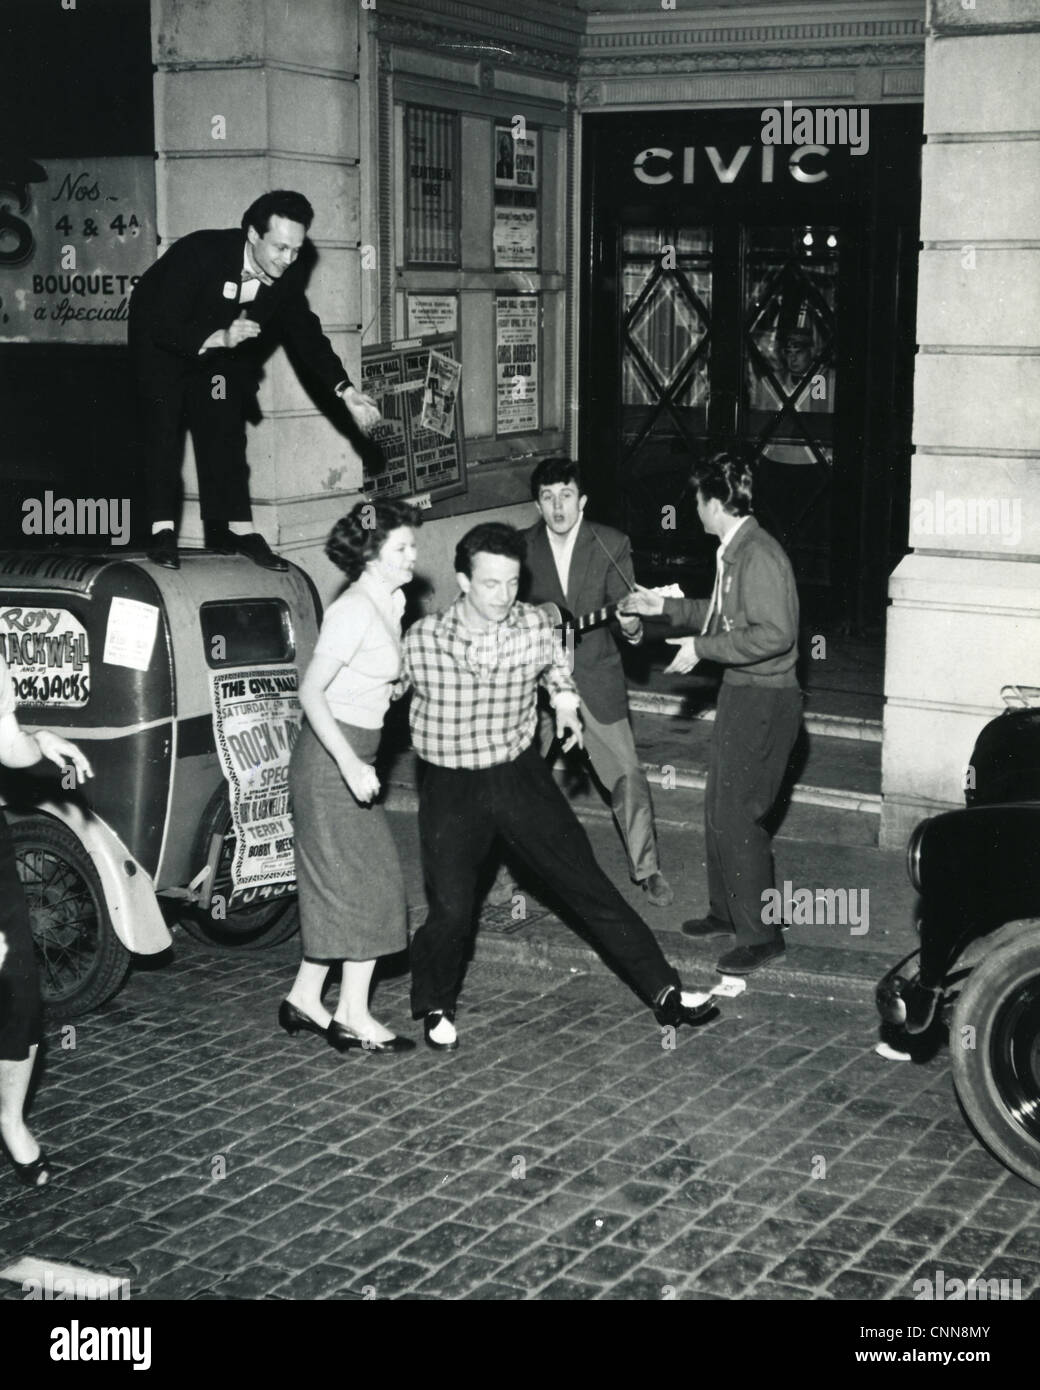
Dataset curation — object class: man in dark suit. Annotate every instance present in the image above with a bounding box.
[521,457,673,907]
[128,190,380,570]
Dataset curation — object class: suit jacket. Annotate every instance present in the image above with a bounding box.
[128,228,350,395]
[662,516,799,688]
[521,518,636,724]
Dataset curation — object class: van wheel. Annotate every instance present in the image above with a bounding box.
[950,933,1040,1188]
[11,817,132,1018]
[180,786,299,949]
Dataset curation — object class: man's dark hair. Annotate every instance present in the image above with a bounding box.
[242,190,315,236]
[691,450,754,518]
[529,457,584,500]
[326,497,421,583]
[454,522,526,578]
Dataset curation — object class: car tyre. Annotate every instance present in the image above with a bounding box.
[180,784,299,949]
[11,815,132,1018]
[950,932,1040,1188]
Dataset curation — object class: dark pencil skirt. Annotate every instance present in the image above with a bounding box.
[0,810,44,1061]
[289,719,407,961]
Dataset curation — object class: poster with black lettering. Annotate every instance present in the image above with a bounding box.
[210,667,302,910]
[496,296,539,435]
[359,350,412,500]
[404,107,458,264]
[0,156,156,345]
[0,605,90,707]
[361,335,466,503]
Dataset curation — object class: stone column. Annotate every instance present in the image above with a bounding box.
[151,0,364,584]
[880,0,1040,848]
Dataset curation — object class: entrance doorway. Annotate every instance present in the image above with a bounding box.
[580,107,921,634]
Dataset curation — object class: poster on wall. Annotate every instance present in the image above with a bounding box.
[210,667,302,911]
[405,106,458,264]
[493,205,539,270]
[0,156,156,345]
[358,351,412,501]
[420,350,462,438]
[494,127,538,189]
[406,293,457,338]
[360,335,466,503]
[496,296,539,435]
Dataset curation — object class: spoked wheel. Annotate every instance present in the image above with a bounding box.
[12,816,131,1017]
[179,785,298,949]
[951,934,1040,1188]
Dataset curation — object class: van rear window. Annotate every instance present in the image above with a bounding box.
[200,601,295,668]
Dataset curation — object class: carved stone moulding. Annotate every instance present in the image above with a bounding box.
[579,43,924,78]
[373,12,581,77]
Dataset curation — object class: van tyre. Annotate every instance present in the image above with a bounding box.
[181,785,299,949]
[950,933,1040,1189]
[11,816,132,1018]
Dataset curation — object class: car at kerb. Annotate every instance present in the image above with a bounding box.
[0,549,320,1017]
[876,685,1040,1188]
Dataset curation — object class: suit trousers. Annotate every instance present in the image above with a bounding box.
[409,744,680,1018]
[539,704,659,881]
[135,354,253,524]
[705,683,803,947]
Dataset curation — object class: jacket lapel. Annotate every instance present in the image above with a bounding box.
[566,522,597,612]
[531,526,569,609]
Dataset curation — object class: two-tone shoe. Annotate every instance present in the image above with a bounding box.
[652,984,719,1029]
[423,1009,458,1051]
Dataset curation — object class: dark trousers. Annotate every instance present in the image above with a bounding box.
[705,683,803,947]
[134,353,253,524]
[409,744,680,1018]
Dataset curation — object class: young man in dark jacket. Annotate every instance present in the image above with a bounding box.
[522,458,672,906]
[129,190,380,570]
[620,451,802,974]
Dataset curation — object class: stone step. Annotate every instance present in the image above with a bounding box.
[382,710,883,847]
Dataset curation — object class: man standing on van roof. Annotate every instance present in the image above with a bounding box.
[129,190,381,571]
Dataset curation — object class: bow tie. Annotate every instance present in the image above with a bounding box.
[241,267,273,286]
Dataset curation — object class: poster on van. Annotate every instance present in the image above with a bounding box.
[210,666,302,909]
[0,605,91,707]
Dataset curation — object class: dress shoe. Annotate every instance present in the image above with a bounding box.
[423,1009,459,1051]
[209,528,288,571]
[6,1148,52,1189]
[327,1021,416,1054]
[640,872,675,907]
[147,528,180,570]
[652,984,719,1028]
[278,999,328,1039]
[716,940,786,975]
[681,914,734,938]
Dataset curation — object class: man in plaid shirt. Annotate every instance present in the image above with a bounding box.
[402,522,716,1051]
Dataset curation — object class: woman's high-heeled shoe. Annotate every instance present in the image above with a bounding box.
[8,1149,52,1189]
[278,999,329,1039]
[327,1021,416,1054]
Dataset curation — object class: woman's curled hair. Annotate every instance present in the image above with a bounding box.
[326,498,421,583]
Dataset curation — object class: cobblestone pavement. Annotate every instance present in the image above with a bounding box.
[1,936,1038,1303]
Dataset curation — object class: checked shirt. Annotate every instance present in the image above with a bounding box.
[402,597,579,769]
